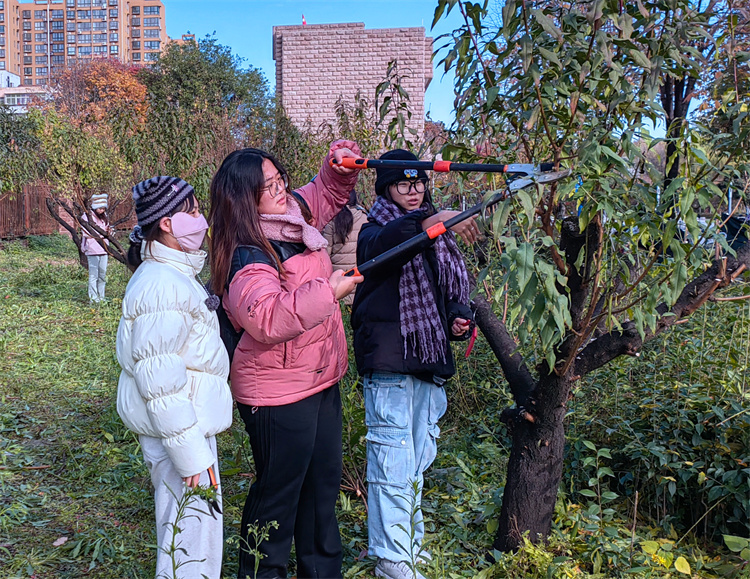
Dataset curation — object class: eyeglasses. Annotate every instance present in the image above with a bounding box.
[262,173,289,198]
[393,179,428,195]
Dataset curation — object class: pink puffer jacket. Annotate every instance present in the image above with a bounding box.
[224,155,357,406]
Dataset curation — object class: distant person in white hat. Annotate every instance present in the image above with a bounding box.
[81,192,112,303]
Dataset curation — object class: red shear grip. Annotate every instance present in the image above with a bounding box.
[207,466,218,489]
[344,266,361,277]
[330,157,367,169]
[465,326,478,358]
[433,160,452,172]
[426,222,447,239]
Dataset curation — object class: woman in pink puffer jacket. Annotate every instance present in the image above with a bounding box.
[208,141,363,579]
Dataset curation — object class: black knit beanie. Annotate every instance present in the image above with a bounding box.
[132,176,195,227]
[374,149,429,197]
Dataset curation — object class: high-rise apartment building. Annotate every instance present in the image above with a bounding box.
[0,0,168,87]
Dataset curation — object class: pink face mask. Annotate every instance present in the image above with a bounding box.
[170,212,208,251]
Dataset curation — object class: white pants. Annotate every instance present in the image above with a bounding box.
[139,435,223,579]
[86,254,107,302]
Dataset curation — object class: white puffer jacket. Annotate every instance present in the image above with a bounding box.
[116,241,233,477]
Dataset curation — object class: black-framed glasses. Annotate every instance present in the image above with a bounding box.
[262,173,289,198]
[393,179,428,195]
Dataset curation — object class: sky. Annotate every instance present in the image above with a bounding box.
[163,0,464,125]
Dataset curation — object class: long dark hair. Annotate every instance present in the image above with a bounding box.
[330,190,358,245]
[126,195,197,272]
[208,148,312,295]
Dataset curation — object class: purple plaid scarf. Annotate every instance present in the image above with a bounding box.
[369,197,470,364]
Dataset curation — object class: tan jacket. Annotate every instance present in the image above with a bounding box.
[322,205,368,305]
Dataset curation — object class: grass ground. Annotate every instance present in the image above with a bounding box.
[1,234,748,578]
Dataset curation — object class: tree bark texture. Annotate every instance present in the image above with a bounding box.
[493,372,569,551]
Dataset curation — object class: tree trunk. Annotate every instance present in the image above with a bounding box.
[494,372,569,551]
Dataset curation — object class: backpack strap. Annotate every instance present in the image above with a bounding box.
[228,245,276,289]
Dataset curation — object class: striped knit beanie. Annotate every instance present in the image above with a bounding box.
[90,193,108,210]
[132,176,194,227]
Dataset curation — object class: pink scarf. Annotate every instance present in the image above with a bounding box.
[259,195,328,251]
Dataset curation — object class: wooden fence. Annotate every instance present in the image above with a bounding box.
[0,185,57,239]
[0,186,135,239]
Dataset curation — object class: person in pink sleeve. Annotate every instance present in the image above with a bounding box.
[208,141,364,579]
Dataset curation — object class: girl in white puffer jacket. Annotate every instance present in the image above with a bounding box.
[116,176,233,579]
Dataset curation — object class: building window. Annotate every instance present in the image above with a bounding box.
[131,17,140,26]
[144,40,159,50]
[34,10,47,19]
[144,51,158,61]
[52,32,63,41]
[24,67,32,75]
[51,21,63,30]
[0,2,4,10]
[23,33,31,42]
[67,33,75,43]
[23,55,32,64]
[92,9,105,18]
[52,55,64,64]
[109,32,118,41]
[109,0,118,6]
[67,10,75,19]
[110,45,118,54]
[0,25,3,34]
[51,10,64,19]
[143,18,160,27]
[35,33,48,42]
[77,10,90,19]
[109,21,118,29]
[23,22,31,30]
[35,44,48,54]
[109,9,118,17]
[77,34,91,43]
[23,44,32,53]
[131,6,140,15]
[35,67,49,75]
[143,6,159,15]
[77,22,91,31]
[131,28,140,37]
[93,45,106,54]
[52,43,64,52]
[35,55,47,64]
[0,49,4,58]
[77,0,91,7]
[36,78,47,85]
[143,29,159,38]
[22,10,31,19]
[35,22,46,31]
[131,40,140,49]
[0,61,4,70]
[132,51,140,61]
[92,22,106,31]
[67,46,75,55]
[24,79,33,86]
[93,33,106,42]
[78,46,91,55]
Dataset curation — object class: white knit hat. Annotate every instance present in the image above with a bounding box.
[91,193,108,210]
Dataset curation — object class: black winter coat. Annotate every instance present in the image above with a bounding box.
[350,210,473,382]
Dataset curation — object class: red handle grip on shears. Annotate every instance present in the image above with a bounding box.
[207,466,218,489]
[343,266,361,278]
[330,158,369,169]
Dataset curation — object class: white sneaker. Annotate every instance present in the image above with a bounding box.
[374,558,427,579]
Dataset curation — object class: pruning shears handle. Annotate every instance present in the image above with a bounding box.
[332,157,557,174]
[205,466,222,517]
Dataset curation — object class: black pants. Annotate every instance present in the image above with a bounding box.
[237,384,343,579]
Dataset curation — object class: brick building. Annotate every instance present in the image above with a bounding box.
[0,0,169,87]
[273,22,433,137]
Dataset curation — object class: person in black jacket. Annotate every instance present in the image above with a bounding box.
[350,149,478,579]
